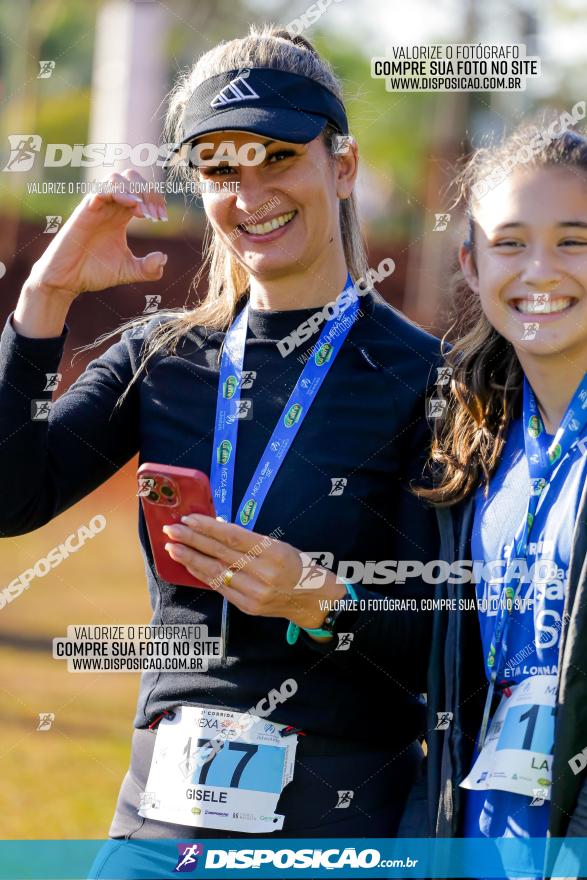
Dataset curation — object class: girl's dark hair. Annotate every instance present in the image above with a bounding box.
[416,112,587,506]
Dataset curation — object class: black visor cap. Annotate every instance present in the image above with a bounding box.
[179,67,349,147]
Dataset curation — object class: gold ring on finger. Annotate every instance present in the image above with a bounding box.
[221,568,235,587]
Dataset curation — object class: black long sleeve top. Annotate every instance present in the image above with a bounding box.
[0,289,441,749]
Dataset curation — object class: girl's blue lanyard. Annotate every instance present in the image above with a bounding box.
[478,372,587,747]
[209,274,360,654]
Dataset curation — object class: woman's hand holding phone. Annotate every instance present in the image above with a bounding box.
[138,464,346,626]
[162,514,348,630]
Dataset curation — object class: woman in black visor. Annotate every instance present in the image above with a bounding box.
[0,25,441,858]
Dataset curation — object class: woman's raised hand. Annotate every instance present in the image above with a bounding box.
[25,169,168,302]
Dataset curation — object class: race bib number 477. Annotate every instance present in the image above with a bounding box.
[139,706,298,833]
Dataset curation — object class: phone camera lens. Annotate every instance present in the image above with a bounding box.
[161,485,174,497]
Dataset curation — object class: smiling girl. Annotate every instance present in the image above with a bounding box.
[0,26,441,847]
[425,123,587,856]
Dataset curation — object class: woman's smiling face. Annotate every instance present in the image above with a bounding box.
[461,165,587,367]
[195,130,356,281]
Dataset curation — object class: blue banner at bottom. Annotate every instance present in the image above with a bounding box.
[1,838,586,879]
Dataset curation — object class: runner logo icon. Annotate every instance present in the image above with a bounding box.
[175,843,204,872]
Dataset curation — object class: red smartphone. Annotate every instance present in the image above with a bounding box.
[137,462,216,589]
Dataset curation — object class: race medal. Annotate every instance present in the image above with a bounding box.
[139,706,298,832]
[461,675,556,799]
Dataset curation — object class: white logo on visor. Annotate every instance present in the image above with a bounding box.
[210,72,260,108]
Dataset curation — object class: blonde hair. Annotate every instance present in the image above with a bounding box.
[416,119,587,506]
[78,25,368,404]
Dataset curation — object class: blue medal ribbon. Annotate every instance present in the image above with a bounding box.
[209,274,360,654]
[478,372,587,746]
